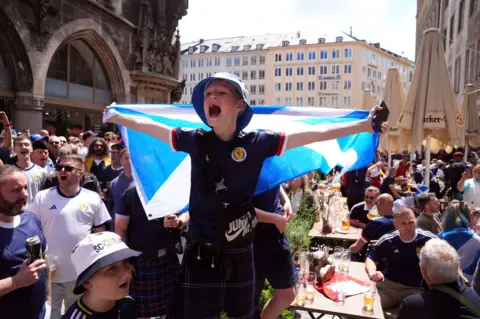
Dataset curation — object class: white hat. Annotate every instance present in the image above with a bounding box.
[71,232,140,294]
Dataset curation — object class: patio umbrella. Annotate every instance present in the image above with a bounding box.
[382,68,405,168]
[460,84,480,157]
[361,89,374,110]
[398,28,463,187]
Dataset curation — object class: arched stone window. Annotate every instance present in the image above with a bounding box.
[0,55,12,89]
[46,39,112,104]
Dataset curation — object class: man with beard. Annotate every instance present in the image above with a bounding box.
[12,135,49,204]
[48,135,61,164]
[30,155,111,319]
[84,137,111,179]
[0,165,48,319]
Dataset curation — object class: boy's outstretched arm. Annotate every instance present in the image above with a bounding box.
[285,106,388,151]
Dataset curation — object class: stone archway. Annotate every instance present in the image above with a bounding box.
[35,18,131,103]
[0,9,33,93]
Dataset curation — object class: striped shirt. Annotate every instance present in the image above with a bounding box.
[62,296,137,319]
[369,228,437,287]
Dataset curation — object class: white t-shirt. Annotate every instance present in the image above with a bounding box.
[19,163,49,204]
[463,179,480,209]
[30,187,111,283]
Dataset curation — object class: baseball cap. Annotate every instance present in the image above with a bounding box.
[30,134,48,142]
[71,232,141,294]
[32,140,48,150]
[454,152,463,157]
[83,130,97,140]
[191,72,254,130]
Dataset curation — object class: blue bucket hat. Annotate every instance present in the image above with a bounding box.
[191,72,254,130]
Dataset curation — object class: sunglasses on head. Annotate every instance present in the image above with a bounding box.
[55,164,82,173]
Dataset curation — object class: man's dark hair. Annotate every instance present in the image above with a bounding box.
[417,193,435,211]
[86,137,108,158]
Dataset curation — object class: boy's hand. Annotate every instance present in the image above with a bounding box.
[369,105,389,134]
[283,202,293,222]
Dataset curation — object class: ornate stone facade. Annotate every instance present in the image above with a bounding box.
[0,0,188,134]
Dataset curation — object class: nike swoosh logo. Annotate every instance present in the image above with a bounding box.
[225,226,246,242]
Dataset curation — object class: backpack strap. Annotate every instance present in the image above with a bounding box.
[430,285,480,317]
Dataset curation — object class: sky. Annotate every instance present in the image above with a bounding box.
[178,0,418,61]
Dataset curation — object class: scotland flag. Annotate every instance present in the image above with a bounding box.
[106,104,379,219]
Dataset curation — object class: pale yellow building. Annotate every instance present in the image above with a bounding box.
[266,32,414,108]
[180,32,414,109]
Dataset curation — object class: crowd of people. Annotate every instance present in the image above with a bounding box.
[0,70,479,319]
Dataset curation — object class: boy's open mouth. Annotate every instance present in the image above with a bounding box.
[60,176,67,181]
[208,104,221,117]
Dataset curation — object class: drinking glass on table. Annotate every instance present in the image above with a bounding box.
[363,281,377,315]
[341,250,351,274]
[306,271,316,303]
[334,276,346,306]
[333,246,343,271]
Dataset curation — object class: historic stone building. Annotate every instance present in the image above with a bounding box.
[0,0,188,135]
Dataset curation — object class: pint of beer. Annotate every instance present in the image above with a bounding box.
[341,219,350,231]
[363,292,375,314]
[407,183,412,192]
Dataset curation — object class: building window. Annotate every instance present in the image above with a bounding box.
[259,85,265,94]
[308,51,316,60]
[206,58,212,67]
[198,59,204,67]
[373,70,377,78]
[275,97,281,105]
[190,60,196,68]
[282,41,290,46]
[332,80,339,90]
[332,49,340,59]
[297,52,305,60]
[234,71,240,77]
[232,46,239,52]
[320,66,328,75]
[308,81,315,91]
[450,15,455,40]
[344,80,352,90]
[378,71,382,80]
[256,44,264,50]
[275,53,282,62]
[368,52,372,61]
[189,87,193,95]
[182,74,187,81]
[318,38,325,44]
[458,0,465,34]
[251,71,257,79]
[332,96,339,106]
[206,72,212,77]
[362,81,366,90]
[198,73,204,80]
[344,64,352,74]
[296,82,304,91]
[242,56,248,66]
[242,71,248,80]
[372,85,376,94]
[308,66,316,75]
[286,68,293,76]
[320,97,327,106]
[212,44,220,52]
[259,99,265,105]
[308,97,315,106]
[362,66,366,74]
[297,67,304,76]
[234,57,240,66]
[190,74,195,81]
[286,52,293,61]
[336,37,343,43]
[296,97,303,106]
[274,83,281,91]
[259,70,265,79]
[285,82,292,91]
[260,56,266,65]
[299,39,307,45]
[344,96,351,106]
[344,48,353,58]
[362,49,366,60]
[243,45,251,51]
[332,65,340,74]
[251,56,257,65]
[320,81,327,90]
[250,100,256,105]
[46,40,112,104]
[275,68,281,76]
[454,57,461,93]
[215,58,221,66]
[320,50,328,59]
[368,67,372,77]
[250,85,257,94]
[285,97,292,105]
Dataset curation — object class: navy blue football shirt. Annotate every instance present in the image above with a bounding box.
[171,128,286,246]
[0,212,48,319]
[369,228,437,287]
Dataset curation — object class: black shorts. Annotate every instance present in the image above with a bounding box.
[253,227,296,312]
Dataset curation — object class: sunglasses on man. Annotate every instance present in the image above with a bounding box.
[55,164,83,173]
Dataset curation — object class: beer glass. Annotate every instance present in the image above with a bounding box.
[46,254,59,281]
[306,272,316,303]
[341,250,351,274]
[333,246,343,271]
[341,218,350,231]
[363,281,376,315]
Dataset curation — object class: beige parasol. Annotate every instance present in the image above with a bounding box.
[459,84,480,153]
[361,89,374,110]
[398,28,463,187]
[382,68,405,167]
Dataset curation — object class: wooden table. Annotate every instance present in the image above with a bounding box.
[291,262,385,319]
[309,222,362,242]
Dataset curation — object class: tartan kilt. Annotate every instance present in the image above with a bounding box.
[130,251,180,317]
[168,244,255,319]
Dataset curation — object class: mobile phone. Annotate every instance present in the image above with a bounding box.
[373,101,390,133]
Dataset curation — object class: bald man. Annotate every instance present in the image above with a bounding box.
[349,194,396,255]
